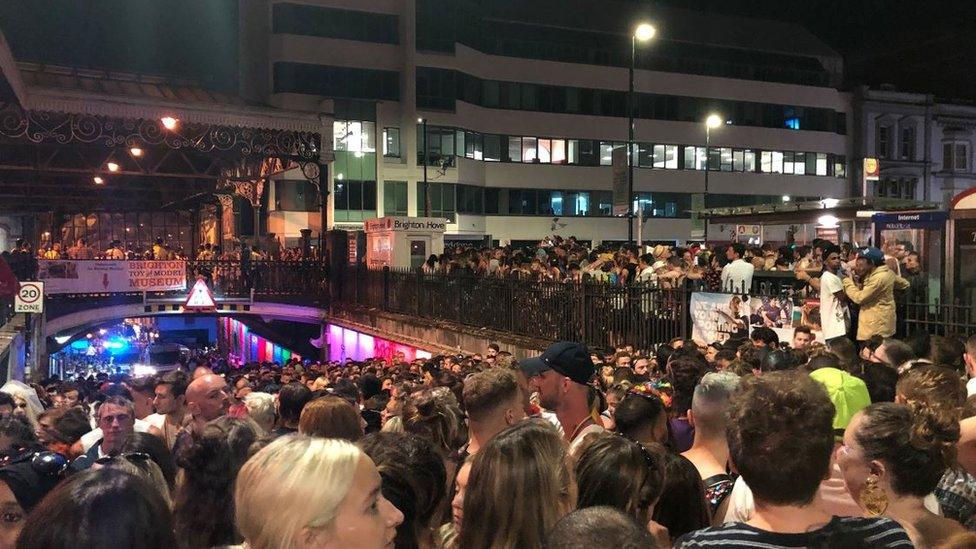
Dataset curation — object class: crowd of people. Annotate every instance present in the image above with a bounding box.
[5,237,316,265]
[0,321,973,548]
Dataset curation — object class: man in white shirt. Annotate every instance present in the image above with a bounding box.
[720,244,754,293]
[819,244,850,344]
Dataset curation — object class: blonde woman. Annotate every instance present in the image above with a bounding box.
[236,435,403,549]
[0,380,43,429]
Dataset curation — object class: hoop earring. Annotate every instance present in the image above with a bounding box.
[859,475,889,516]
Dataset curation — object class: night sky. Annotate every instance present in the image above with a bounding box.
[655,0,976,100]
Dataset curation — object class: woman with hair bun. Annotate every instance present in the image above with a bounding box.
[839,401,965,547]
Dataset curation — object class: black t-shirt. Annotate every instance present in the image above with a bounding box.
[675,516,912,548]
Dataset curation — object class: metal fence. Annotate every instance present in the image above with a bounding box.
[899,299,976,337]
[335,266,687,352]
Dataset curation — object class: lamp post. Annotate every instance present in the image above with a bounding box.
[628,23,656,244]
[703,113,723,243]
[418,117,430,217]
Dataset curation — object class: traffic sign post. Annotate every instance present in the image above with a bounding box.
[14,282,43,314]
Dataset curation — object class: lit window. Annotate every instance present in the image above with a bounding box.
[382,127,400,157]
[333,121,376,153]
[665,145,678,169]
[537,139,552,163]
[600,142,614,166]
[522,137,538,162]
[785,117,800,130]
[653,145,665,168]
[816,153,828,176]
[744,150,756,172]
[551,139,566,164]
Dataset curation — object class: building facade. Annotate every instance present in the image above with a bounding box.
[853,86,976,208]
[242,0,853,245]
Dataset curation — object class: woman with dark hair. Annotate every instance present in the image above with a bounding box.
[16,468,176,549]
[299,395,365,441]
[575,432,668,546]
[458,421,575,549]
[359,432,446,549]
[839,401,965,547]
[652,447,711,544]
[172,416,260,549]
[667,358,707,452]
[121,432,177,492]
[614,384,670,449]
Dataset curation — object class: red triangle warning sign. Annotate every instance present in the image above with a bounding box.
[184,278,216,311]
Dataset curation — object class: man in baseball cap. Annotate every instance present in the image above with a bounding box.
[520,342,603,454]
[843,247,909,342]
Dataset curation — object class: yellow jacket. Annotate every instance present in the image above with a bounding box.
[843,265,909,340]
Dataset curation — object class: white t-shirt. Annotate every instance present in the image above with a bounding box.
[80,418,155,452]
[720,259,755,293]
[819,270,849,340]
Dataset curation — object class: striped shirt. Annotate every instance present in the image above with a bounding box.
[675,516,912,548]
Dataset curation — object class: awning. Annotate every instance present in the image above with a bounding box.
[695,197,941,225]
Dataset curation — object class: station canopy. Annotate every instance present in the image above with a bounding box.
[695,197,941,225]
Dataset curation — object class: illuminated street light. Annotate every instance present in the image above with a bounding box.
[782,195,791,202]
[634,23,656,42]
[107,162,119,172]
[706,114,724,129]
[129,147,143,157]
[160,116,179,130]
[93,176,104,185]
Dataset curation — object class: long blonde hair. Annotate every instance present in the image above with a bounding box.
[458,420,575,549]
[235,435,363,549]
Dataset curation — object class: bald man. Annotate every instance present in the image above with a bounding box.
[171,374,231,455]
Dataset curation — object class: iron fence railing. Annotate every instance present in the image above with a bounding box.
[336,266,688,352]
[899,299,976,337]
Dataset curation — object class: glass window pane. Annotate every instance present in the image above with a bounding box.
[794,152,806,175]
[600,142,614,166]
[761,151,772,173]
[485,134,501,162]
[733,149,744,171]
[508,137,521,162]
[684,146,697,170]
[665,145,678,169]
[744,150,756,172]
[696,147,707,170]
[568,140,579,164]
[550,191,563,216]
[783,152,795,174]
[551,139,566,164]
[720,148,733,171]
[772,151,783,173]
[537,138,552,163]
[956,144,968,170]
[522,137,538,162]
[652,145,665,168]
[816,153,828,176]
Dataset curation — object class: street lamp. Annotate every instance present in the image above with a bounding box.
[418,117,430,217]
[702,113,724,243]
[628,22,656,244]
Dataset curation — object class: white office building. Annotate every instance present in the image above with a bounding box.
[243,0,853,246]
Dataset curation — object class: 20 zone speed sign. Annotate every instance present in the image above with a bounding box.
[14,282,44,313]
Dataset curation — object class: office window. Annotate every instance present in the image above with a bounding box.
[783,151,795,174]
[508,136,522,162]
[900,126,915,160]
[333,179,377,222]
[732,149,744,171]
[651,144,664,168]
[816,153,828,176]
[805,153,817,176]
[834,156,846,178]
[744,150,756,172]
[417,182,456,220]
[275,180,319,212]
[273,4,398,44]
[761,151,784,173]
[549,191,563,216]
[794,152,806,175]
[720,148,733,171]
[522,137,538,162]
[484,188,500,214]
[334,121,376,153]
[456,130,466,156]
[484,134,502,162]
[664,145,678,169]
[877,125,891,159]
[568,140,580,164]
[383,180,408,216]
[684,146,706,170]
[600,142,614,166]
[537,138,552,163]
[595,191,613,215]
[382,127,400,157]
[565,191,590,215]
[457,185,484,214]
[551,139,567,164]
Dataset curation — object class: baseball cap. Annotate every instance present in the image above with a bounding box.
[519,341,594,385]
[809,367,871,434]
[856,247,885,267]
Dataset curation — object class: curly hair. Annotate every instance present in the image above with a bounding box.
[726,371,834,506]
[173,416,260,549]
[855,401,959,496]
[896,364,967,411]
[358,432,447,549]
